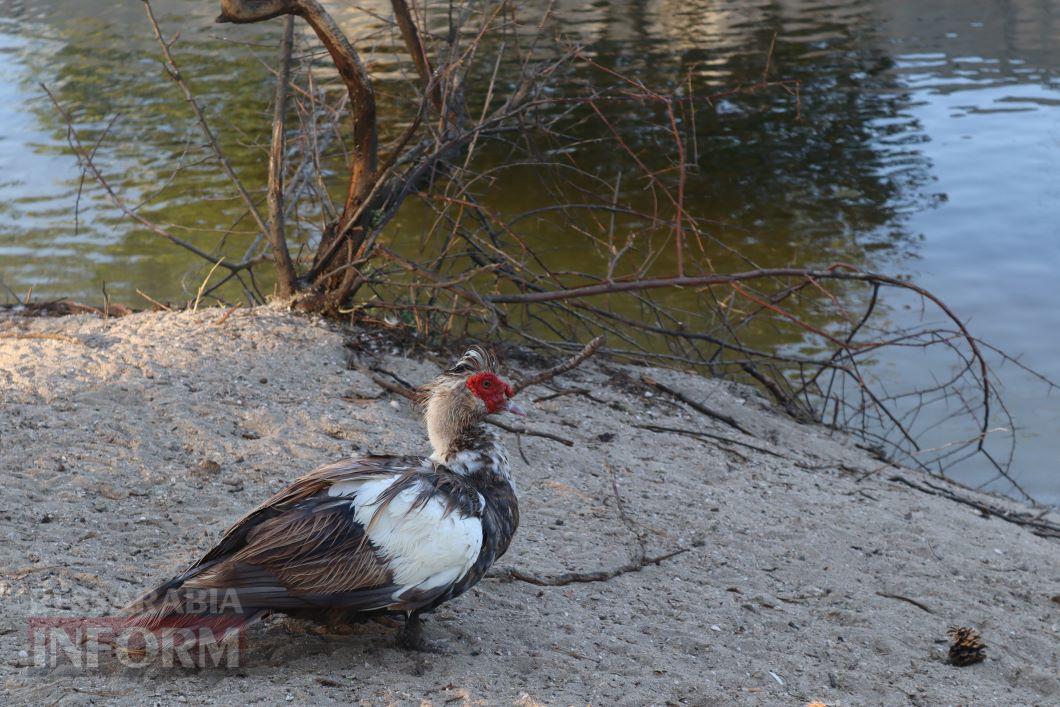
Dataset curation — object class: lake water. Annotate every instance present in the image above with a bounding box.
[0,1,1057,503]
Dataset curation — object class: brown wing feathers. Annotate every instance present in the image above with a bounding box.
[212,501,393,594]
[122,454,486,631]
[193,455,419,567]
[123,460,410,629]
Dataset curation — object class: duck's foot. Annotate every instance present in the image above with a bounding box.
[278,617,309,635]
[373,614,403,629]
[396,613,450,653]
[308,622,356,637]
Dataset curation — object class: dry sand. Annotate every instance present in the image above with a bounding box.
[0,306,1057,705]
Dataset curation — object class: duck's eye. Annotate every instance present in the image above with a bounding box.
[481,379,492,388]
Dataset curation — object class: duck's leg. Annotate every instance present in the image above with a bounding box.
[315,608,357,635]
[396,611,448,653]
[283,609,356,636]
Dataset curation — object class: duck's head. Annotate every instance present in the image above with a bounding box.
[419,346,524,458]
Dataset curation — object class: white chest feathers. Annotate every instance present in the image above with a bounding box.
[328,477,483,601]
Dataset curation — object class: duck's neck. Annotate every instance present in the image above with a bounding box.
[429,422,512,484]
[426,411,464,461]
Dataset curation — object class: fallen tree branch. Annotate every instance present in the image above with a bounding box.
[493,463,689,585]
[489,547,690,586]
[888,474,1060,539]
[740,361,814,422]
[9,298,135,319]
[634,423,781,458]
[212,303,242,326]
[607,463,648,558]
[532,388,606,404]
[640,374,751,436]
[513,335,605,394]
[364,370,416,401]
[135,289,172,311]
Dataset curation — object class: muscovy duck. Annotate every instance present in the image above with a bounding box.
[122,346,524,650]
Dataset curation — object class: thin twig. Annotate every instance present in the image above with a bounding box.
[212,303,242,326]
[490,547,690,586]
[634,424,781,458]
[607,463,647,558]
[135,289,172,311]
[640,375,751,436]
[41,85,256,273]
[875,591,933,614]
[888,475,1059,539]
[142,0,271,239]
[513,335,605,394]
[486,418,573,447]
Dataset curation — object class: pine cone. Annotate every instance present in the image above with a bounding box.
[947,626,986,666]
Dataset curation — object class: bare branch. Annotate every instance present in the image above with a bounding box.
[512,335,605,394]
[218,0,377,222]
[267,15,298,297]
[889,474,1060,539]
[142,0,271,239]
[390,0,441,109]
[485,418,574,447]
[215,0,294,23]
[41,84,255,274]
[640,375,751,436]
[490,547,690,587]
[634,423,780,458]
[81,3,1039,500]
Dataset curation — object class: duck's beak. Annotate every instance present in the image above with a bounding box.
[502,399,527,416]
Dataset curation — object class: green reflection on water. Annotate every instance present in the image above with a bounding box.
[3,0,927,309]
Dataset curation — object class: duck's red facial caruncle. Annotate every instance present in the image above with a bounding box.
[466,372,524,415]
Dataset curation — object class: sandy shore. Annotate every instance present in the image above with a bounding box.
[1,307,1057,705]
